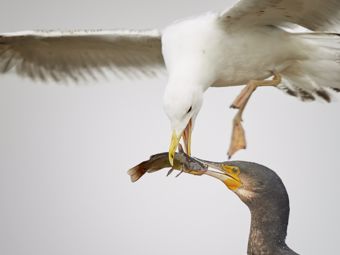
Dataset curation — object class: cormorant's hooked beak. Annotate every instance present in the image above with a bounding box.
[194,159,242,191]
[169,119,192,166]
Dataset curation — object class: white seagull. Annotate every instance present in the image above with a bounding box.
[1,0,340,164]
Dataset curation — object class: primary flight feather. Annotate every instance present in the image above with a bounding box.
[1,0,340,162]
[0,30,164,81]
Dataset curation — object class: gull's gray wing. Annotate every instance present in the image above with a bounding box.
[0,29,164,82]
[220,0,340,31]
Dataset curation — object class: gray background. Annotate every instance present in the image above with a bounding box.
[0,0,339,254]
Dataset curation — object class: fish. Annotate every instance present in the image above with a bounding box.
[127,145,243,191]
[128,145,207,182]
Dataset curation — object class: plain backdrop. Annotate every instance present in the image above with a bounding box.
[0,0,339,254]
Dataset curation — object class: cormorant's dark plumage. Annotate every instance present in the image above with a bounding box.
[225,161,299,255]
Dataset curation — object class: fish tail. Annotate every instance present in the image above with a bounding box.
[127,153,171,182]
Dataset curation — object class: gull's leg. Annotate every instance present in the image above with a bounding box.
[227,72,282,158]
[228,100,248,159]
[230,72,282,109]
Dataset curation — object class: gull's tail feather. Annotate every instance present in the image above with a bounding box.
[127,153,171,182]
[280,33,340,102]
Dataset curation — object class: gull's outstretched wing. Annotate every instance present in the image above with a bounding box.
[0,29,164,82]
[221,0,340,31]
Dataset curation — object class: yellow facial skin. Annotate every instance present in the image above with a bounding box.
[221,165,242,191]
[202,163,242,191]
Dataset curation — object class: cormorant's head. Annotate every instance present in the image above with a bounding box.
[195,160,287,205]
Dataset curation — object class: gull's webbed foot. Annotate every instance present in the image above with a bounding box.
[227,113,246,159]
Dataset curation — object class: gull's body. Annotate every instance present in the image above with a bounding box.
[1,0,340,159]
[163,13,298,89]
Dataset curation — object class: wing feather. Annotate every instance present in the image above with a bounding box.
[0,29,165,82]
[221,0,340,31]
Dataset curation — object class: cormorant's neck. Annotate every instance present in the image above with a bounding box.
[246,194,291,255]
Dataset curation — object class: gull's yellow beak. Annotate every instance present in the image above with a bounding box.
[168,119,192,166]
[169,131,180,166]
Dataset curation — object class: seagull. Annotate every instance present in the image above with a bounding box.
[1,0,340,164]
[128,153,298,254]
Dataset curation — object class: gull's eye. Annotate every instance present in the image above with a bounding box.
[186,106,192,114]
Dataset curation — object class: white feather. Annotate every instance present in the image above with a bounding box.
[279,33,340,101]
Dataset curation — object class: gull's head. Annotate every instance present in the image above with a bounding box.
[163,85,203,165]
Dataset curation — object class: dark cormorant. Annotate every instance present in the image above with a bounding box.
[199,160,299,255]
[129,153,299,255]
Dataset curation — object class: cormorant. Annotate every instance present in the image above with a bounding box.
[128,153,299,255]
[200,159,299,255]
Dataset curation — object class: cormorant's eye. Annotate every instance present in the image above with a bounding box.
[222,165,240,175]
[232,167,240,175]
[186,106,192,114]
